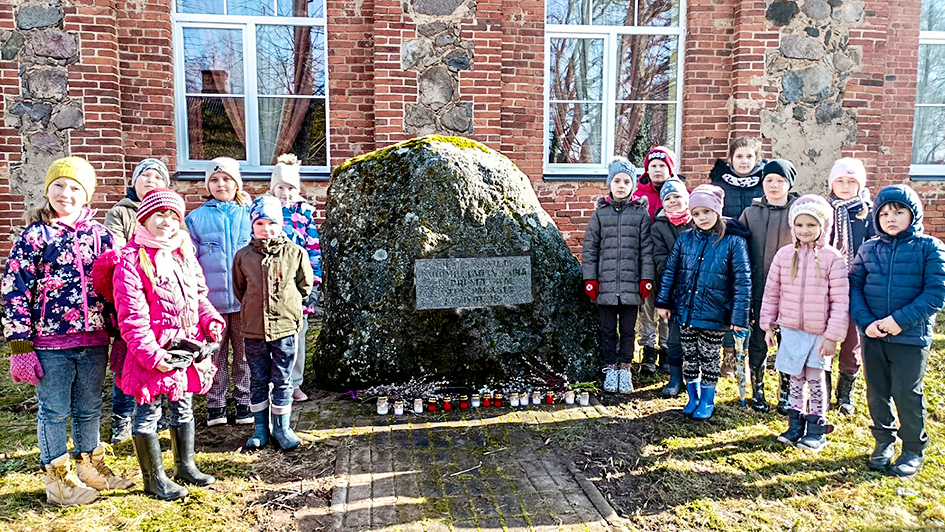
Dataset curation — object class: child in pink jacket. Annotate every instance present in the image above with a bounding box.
[112,189,224,501]
[760,195,849,452]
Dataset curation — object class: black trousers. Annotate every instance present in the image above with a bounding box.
[598,304,639,366]
[862,337,929,454]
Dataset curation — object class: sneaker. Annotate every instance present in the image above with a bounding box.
[292,388,309,402]
[602,365,619,393]
[207,407,227,427]
[110,417,132,445]
[235,404,253,425]
[617,364,633,394]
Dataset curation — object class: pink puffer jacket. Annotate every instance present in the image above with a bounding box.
[759,197,850,342]
[112,241,224,404]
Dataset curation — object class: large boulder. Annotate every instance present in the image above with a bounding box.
[311,135,599,389]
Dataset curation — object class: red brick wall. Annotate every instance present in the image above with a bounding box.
[0,3,22,241]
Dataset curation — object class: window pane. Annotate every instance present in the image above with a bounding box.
[615,34,677,101]
[259,97,327,165]
[549,38,604,101]
[638,0,677,26]
[177,0,223,14]
[547,102,603,164]
[257,25,325,96]
[614,103,675,161]
[917,43,945,104]
[186,96,247,160]
[183,28,244,94]
[547,0,587,24]
[913,106,945,164]
[592,0,633,26]
[227,0,276,15]
[921,0,945,31]
[278,0,324,17]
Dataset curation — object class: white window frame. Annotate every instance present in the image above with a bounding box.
[543,0,686,179]
[911,31,945,179]
[172,7,330,175]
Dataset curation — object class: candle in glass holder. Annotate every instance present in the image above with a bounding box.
[414,398,424,414]
[393,400,405,416]
[482,393,492,407]
[545,391,555,405]
[443,397,452,411]
[564,390,575,405]
[494,393,504,407]
[471,394,481,408]
[427,397,437,412]
[531,390,541,406]
[509,393,520,407]
[459,395,469,409]
[376,396,389,415]
[579,391,590,406]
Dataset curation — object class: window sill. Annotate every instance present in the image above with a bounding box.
[543,173,607,181]
[174,170,332,182]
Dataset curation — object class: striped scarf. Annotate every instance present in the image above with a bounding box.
[828,194,865,265]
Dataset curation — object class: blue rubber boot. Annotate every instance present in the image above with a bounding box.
[245,410,269,450]
[692,384,717,420]
[662,365,683,397]
[271,411,301,451]
[682,380,701,416]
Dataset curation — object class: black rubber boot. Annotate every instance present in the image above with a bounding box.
[777,409,806,446]
[133,433,188,501]
[170,422,215,486]
[776,372,791,416]
[640,346,658,375]
[749,366,770,413]
[836,372,856,415]
[796,414,834,452]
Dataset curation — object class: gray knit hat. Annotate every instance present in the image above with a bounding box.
[607,157,637,188]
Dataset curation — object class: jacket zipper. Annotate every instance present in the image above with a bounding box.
[886,239,898,319]
[72,228,90,330]
[615,206,622,301]
[799,246,809,330]
[685,234,710,328]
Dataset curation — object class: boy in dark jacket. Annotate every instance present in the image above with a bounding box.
[233,196,314,451]
[738,159,800,413]
[849,185,945,478]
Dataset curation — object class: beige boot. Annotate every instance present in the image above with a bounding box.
[720,347,736,378]
[77,443,135,491]
[45,453,100,506]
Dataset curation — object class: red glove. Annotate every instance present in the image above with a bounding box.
[584,280,599,301]
[9,341,43,386]
[640,280,653,300]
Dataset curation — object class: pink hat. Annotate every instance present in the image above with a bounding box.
[827,158,867,192]
[688,184,725,216]
[137,188,185,223]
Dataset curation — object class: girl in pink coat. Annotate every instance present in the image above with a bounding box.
[760,195,849,452]
[112,189,224,501]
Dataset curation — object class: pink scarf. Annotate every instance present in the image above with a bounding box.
[666,210,692,226]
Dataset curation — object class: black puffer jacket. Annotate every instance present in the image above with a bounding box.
[655,218,752,330]
[738,193,799,306]
[651,213,693,294]
[709,158,768,219]
[582,195,654,306]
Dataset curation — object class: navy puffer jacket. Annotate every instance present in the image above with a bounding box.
[709,158,768,219]
[656,218,752,330]
[848,185,945,347]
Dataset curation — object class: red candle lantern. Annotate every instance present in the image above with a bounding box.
[443,397,452,411]
[427,398,437,412]
[494,393,504,407]
[459,395,469,409]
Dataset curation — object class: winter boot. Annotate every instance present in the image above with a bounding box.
[776,372,791,416]
[749,366,770,413]
[777,409,806,446]
[170,421,215,486]
[836,372,856,415]
[869,441,896,471]
[682,380,701,416]
[76,443,134,491]
[617,363,634,394]
[692,384,717,420]
[602,364,619,393]
[662,364,683,397]
[246,408,270,450]
[111,415,133,445]
[44,453,100,506]
[796,415,834,452]
[271,409,301,451]
[657,347,670,374]
[720,347,736,378]
[888,451,924,478]
[133,433,188,501]
[640,346,658,375]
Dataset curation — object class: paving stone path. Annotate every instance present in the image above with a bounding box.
[293,395,630,532]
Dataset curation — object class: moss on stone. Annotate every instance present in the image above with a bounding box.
[332,135,491,177]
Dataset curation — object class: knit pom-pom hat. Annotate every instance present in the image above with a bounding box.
[270,153,301,192]
[607,156,637,188]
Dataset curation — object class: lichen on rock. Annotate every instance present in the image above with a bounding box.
[311,135,599,389]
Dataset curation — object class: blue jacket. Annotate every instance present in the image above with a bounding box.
[656,218,752,330]
[848,185,945,347]
[185,199,252,314]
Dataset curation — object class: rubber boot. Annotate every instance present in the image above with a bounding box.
[661,364,683,397]
[776,372,791,416]
[836,372,856,415]
[640,346,658,375]
[76,443,135,491]
[720,347,735,378]
[796,415,834,452]
[44,453,100,506]
[777,409,806,446]
[246,410,270,450]
[691,384,717,420]
[749,366,770,413]
[133,433,188,501]
[170,422,215,486]
[682,380,701,416]
[270,410,301,451]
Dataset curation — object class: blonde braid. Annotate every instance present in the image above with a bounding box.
[138,247,157,286]
[790,242,799,282]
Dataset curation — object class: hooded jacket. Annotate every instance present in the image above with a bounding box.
[103,195,140,248]
[582,195,655,306]
[738,193,799,307]
[655,218,752,330]
[848,185,945,347]
[759,201,849,342]
[185,198,252,314]
[233,235,314,341]
[709,158,768,219]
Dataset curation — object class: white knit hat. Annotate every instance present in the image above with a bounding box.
[270,153,301,192]
[205,157,243,192]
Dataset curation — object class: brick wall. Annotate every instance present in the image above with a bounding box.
[0,3,22,242]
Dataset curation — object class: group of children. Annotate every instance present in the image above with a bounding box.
[2,154,322,505]
[583,139,945,476]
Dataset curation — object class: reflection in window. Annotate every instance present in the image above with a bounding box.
[914,43,945,165]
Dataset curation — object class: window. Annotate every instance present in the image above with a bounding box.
[913,0,945,177]
[544,0,685,178]
[172,0,328,175]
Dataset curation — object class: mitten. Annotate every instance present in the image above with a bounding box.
[584,280,599,302]
[9,340,43,385]
[639,280,653,300]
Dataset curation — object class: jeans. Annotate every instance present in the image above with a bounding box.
[35,346,108,464]
[291,318,309,390]
[862,338,929,455]
[245,336,296,414]
[598,304,639,365]
[133,393,194,435]
[111,379,137,421]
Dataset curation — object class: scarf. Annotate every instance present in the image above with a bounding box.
[665,210,691,227]
[828,194,865,265]
[721,170,760,189]
[133,225,187,282]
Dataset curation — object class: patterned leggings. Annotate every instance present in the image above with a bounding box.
[790,366,827,417]
[680,327,727,385]
[205,312,250,409]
